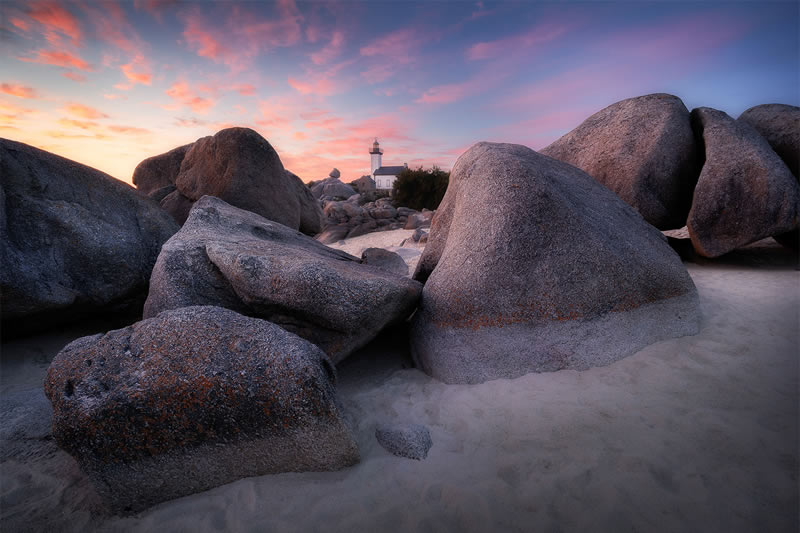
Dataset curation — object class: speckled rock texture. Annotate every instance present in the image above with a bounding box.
[375,424,432,460]
[361,248,409,276]
[174,128,304,228]
[131,143,192,195]
[44,305,360,514]
[541,93,700,230]
[411,142,700,384]
[144,196,422,363]
[738,104,800,178]
[0,138,179,334]
[687,107,799,258]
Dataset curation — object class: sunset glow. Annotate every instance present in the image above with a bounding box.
[1,0,797,184]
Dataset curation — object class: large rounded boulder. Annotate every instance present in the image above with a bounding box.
[687,107,799,257]
[541,93,700,230]
[44,305,359,513]
[411,142,700,384]
[738,104,800,178]
[175,128,299,226]
[286,169,324,235]
[144,196,422,363]
[0,138,179,334]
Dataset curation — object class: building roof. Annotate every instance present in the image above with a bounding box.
[374,166,405,176]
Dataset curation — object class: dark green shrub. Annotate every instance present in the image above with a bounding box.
[391,166,449,210]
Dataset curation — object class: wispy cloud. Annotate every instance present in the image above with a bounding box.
[27,1,83,47]
[1,83,39,99]
[62,72,87,82]
[62,103,109,119]
[311,30,345,65]
[165,81,216,114]
[359,28,422,83]
[466,23,569,60]
[18,49,93,71]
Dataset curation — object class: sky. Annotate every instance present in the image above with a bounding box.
[1,1,797,185]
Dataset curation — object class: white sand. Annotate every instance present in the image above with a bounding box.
[1,239,797,532]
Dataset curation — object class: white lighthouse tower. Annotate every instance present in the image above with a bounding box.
[370,138,383,176]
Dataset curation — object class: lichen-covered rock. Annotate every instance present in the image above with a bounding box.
[44,305,360,514]
[0,138,179,334]
[738,104,800,178]
[144,196,422,363]
[687,107,799,258]
[375,424,432,460]
[541,93,700,230]
[131,143,192,195]
[411,142,700,384]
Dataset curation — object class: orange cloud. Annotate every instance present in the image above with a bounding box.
[58,118,100,130]
[19,49,92,71]
[108,125,151,135]
[166,82,216,114]
[0,100,37,121]
[10,18,30,31]
[104,94,128,100]
[63,103,109,119]
[27,1,83,46]
[121,61,152,85]
[62,72,87,82]
[1,83,39,99]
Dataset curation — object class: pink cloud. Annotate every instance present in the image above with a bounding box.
[27,2,83,46]
[466,24,568,60]
[18,49,93,71]
[104,94,128,100]
[62,103,109,119]
[359,28,422,83]
[10,17,30,31]
[181,1,302,70]
[233,84,256,96]
[108,125,151,135]
[288,75,338,96]
[62,72,87,82]
[311,31,345,65]
[1,83,39,99]
[166,82,216,114]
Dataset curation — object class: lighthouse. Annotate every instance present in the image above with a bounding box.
[370,138,383,175]
[370,139,407,190]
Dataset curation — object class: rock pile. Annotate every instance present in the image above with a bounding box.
[316,196,434,244]
[144,196,422,364]
[1,139,179,334]
[310,172,357,200]
[131,128,323,234]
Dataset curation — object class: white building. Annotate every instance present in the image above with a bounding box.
[370,139,407,190]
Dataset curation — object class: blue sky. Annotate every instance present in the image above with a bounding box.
[1,0,797,183]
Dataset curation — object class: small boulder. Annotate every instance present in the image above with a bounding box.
[131,143,192,195]
[541,93,700,229]
[738,104,800,177]
[144,197,422,363]
[411,142,700,384]
[361,248,409,276]
[375,424,432,460]
[0,139,179,334]
[329,168,341,179]
[312,177,357,200]
[44,305,359,513]
[350,175,376,194]
[687,107,799,258]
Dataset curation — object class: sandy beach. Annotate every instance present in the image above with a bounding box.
[1,234,797,532]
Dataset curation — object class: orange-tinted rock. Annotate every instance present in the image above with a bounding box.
[44,305,359,513]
